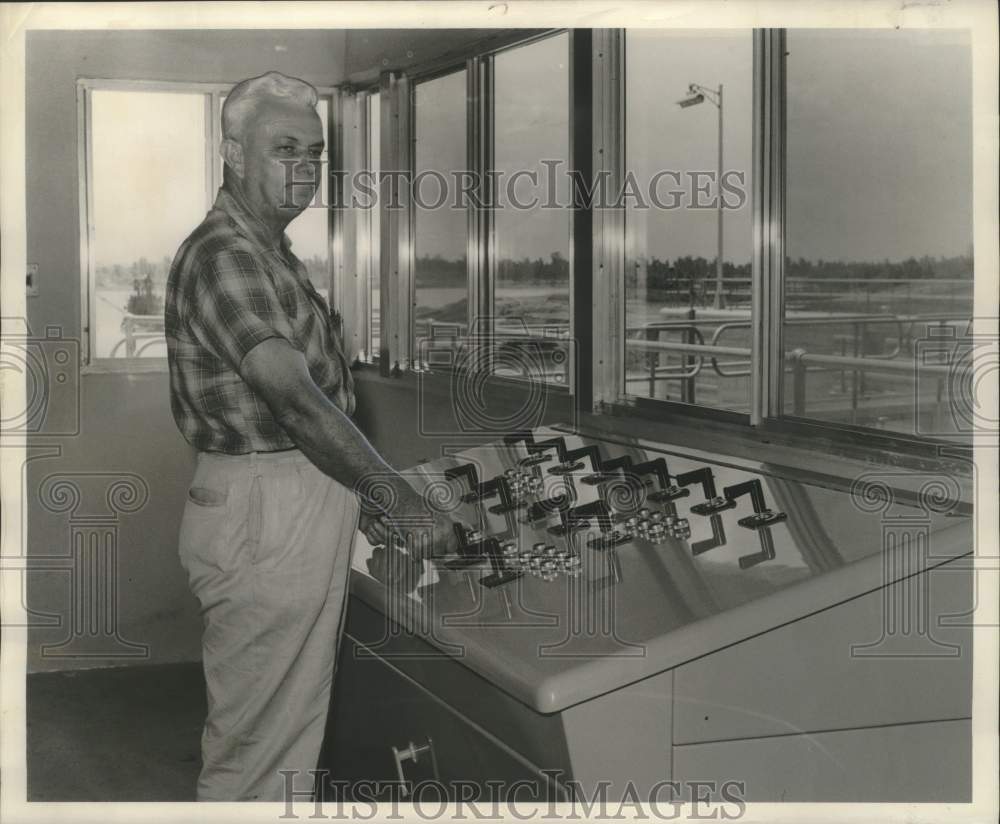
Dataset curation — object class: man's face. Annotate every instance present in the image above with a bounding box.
[237,98,324,224]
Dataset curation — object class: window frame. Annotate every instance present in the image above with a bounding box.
[77,78,336,373]
[589,28,972,459]
[357,30,575,389]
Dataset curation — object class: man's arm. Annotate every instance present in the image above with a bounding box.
[240,337,458,555]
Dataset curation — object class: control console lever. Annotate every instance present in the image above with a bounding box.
[549,499,614,536]
[581,454,633,485]
[520,436,569,467]
[547,444,602,475]
[485,476,526,514]
[632,458,689,503]
[444,463,481,496]
[478,537,524,588]
[691,513,727,555]
[442,523,488,569]
[678,467,737,515]
[738,526,777,569]
[723,479,788,529]
[524,487,576,523]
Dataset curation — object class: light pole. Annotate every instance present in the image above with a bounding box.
[677,82,725,310]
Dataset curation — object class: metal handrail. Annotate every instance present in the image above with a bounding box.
[627,337,954,376]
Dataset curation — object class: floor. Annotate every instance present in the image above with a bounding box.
[26,663,206,801]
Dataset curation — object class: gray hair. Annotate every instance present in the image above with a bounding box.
[221,71,318,142]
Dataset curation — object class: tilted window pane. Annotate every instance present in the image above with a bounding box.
[413,70,467,368]
[784,30,974,438]
[493,33,571,386]
[90,90,206,359]
[624,30,753,411]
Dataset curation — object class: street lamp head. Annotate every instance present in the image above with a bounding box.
[677,93,705,109]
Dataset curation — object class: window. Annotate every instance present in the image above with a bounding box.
[784,29,974,437]
[81,82,333,367]
[84,87,208,362]
[493,33,572,385]
[413,69,468,367]
[623,30,753,411]
[351,28,976,452]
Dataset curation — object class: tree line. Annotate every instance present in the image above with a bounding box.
[95,251,973,291]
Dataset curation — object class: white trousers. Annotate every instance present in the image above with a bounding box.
[178,448,359,801]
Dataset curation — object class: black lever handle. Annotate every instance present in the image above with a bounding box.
[691,513,727,555]
[723,479,788,529]
[442,522,489,569]
[479,537,523,588]
[444,463,480,493]
[679,468,736,515]
[738,525,777,569]
[461,476,500,504]
[525,487,576,522]
[550,499,614,536]
[632,457,690,503]
[486,476,525,514]
[581,454,633,485]
[527,436,569,460]
[549,444,601,472]
[629,457,688,503]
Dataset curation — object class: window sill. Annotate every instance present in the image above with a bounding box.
[351,361,572,397]
[81,360,169,375]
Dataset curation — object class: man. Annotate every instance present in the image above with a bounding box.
[165,71,457,802]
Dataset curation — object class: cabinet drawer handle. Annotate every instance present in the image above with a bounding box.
[391,737,439,797]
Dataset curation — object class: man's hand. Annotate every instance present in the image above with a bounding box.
[366,543,424,593]
[376,483,463,559]
[358,507,388,546]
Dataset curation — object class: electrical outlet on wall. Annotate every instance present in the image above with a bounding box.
[26,264,39,297]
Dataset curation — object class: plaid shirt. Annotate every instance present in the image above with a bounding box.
[165,185,354,454]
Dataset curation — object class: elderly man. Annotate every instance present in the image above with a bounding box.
[165,71,456,802]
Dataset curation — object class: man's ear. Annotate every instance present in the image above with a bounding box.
[220,138,245,180]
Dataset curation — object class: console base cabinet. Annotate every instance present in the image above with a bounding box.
[319,636,568,802]
[320,562,972,803]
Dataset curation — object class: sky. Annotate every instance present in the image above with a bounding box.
[93,28,973,270]
[92,90,207,269]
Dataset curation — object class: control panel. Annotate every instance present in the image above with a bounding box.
[350,424,971,713]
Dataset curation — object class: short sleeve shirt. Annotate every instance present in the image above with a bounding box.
[165,185,354,454]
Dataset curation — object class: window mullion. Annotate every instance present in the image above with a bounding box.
[569,28,594,407]
[466,56,493,346]
[591,29,625,409]
[379,71,414,375]
[77,82,95,366]
[331,89,366,362]
[353,90,373,362]
[750,29,787,424]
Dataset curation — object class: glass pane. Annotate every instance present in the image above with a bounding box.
[368,92,381,358]
[493,33,571,386]
[91,90,206,359]
[284,98,330,300]
[784,30,974,438]
[413,69,467,367]
[624,30,753,411]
